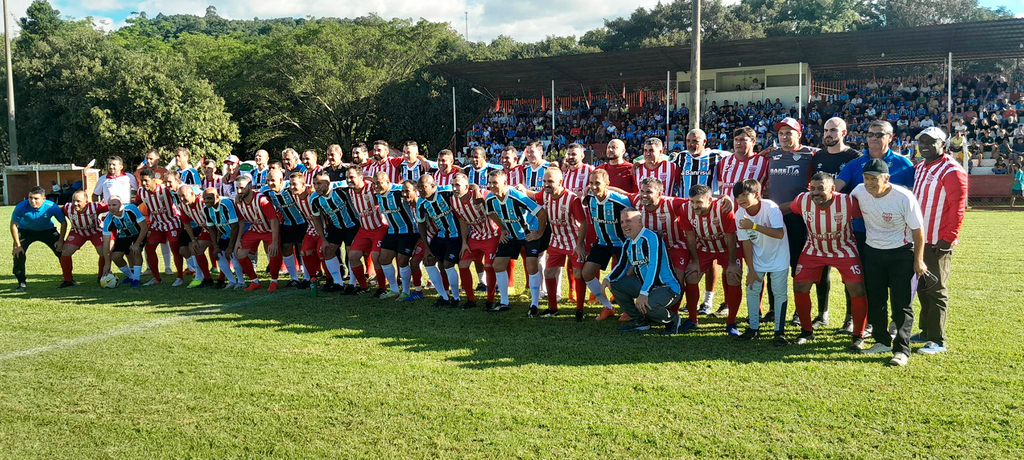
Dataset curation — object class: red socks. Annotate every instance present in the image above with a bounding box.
[411,264,422,289]
[268,254,282,280]
[460,267,476,302]
[351,264,367,289]
[485,267,497,302]
[195,253,211,280]
[574,276,586,311]
[795,292,813,332]
[507,259,516,287]
[545,277,559,311]
[144,244,161,281]
[60,255,74,282]
[851,296,868,337]
[238,257,258,281]
[725,283,742,324]
[685,284,701,322]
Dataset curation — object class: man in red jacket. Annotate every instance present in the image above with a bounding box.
[911,127,968,355]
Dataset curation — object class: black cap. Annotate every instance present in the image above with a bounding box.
[863,158,889,176]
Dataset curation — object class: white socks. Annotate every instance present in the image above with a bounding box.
[217,254,236,284]
[586,278,613,310]
[382,264,399,293]
[445,266,461,301]
[399,265,412,296]
[161,243,172,271]
[133,265,142,281]
[425,266,448,300]
[704,291,715,305]
[283,255,299,281]
[187,256,203,280]
[529,272,542,307]
[496,270,510,305]
[477,269,487,287]
[118,265,133,280]
[325,257,344,285]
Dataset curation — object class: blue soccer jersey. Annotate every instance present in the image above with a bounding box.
[416,185,460,238]
[260,186,306,226]
[484,188,542,241]
[204,198,239,239]
[376,184,418,235]
[676,149,727,197]
[102,204,146,238]
[583,191,635,247]
[310,184,359,230]
[606,228,680,295]
[463,164,503,187]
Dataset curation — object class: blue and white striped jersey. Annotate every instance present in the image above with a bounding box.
[179,167,202,186]
[260,185,306,226]
[607,228,680,295]
[204,198,239,239]
[102,204,146,238]
[416,185,459,239]
[376,184,418,235]
[484,188,542,241]
[310,183,359,230]
[583,191,635,247]
[463,164,503,187]
[519,161,550,191]
[676,149,728,197]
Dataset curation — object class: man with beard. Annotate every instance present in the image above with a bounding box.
[232,175,283,292]
[463,146,503,187]
[345,167,390,296]
[433,149,461,187]
[680,184,743,335]
[309,172,361,293]
[58,191,109,287]
[176,184,215,288]
[301,150,323,185]
[634,138,679,197]
[561,143,594,196]
[366,140,404,183]
[597,139,637,194]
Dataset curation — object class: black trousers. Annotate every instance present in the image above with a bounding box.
[13,227,61,284]
[864,244,915,356]
[767,213,831,316]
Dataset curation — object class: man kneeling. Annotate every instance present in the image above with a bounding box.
[604,210,683,334]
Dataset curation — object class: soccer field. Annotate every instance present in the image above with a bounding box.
[0,206,1021,458]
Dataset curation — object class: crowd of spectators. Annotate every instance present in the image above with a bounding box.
[464,72,1024,173]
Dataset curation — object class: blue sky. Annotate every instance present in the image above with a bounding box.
[14,1,1024,42]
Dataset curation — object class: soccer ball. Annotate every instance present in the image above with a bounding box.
[100,274,119,289]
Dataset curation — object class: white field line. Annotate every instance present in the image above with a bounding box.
[0,291,303,362]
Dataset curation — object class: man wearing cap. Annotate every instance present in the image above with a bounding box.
[221,155,241,199]
[911,127,968,355]
[764,117,819,328]
[851,158,927,367]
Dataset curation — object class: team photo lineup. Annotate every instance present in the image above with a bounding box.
[10,114,967,367]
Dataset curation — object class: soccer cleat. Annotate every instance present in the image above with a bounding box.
[267,281,279,293]
[475,282,486,292]
[15,282,27,292]
[888,352,909,366]
[432,298,450,307]
[487,303,510,312]
[461,300,478,310]
[214,280,227,289]
[379,291,400,300]
[539,308,559,318]
[838,316,854,335]
[795,331,815,345]
[909,333,927,344]
[860,343,893,355]
[697,301,713,315]
[351,287,370,296]
[848,336,866,352]
[771,333,789,347]
[412,292,426,301]
[812,313,829,329]
[726,323,740,337]
[283,280,299,288]
[484,301,494,311]
[449,298,461,308]
[618,313,631,322]
[663,314,682,335]
[297,280,312,290]
[372,288,387,299]
[595,308,617,321]
[58,281,79,288]
[199,279,215,288]
[401,294,423,302]
[130,279,141,288]
[713,302,729,318]
[575,310,584,322]
[527,305,539,317]
[324,283,343,293]
[617,321,651,332]
[679,319,698,333]
[187,279,203,289]
[171,278,184,287]
[760,309,775,324]
[916,342,947,355]
[144,278,161,286]
[164,268,174,276]
[736,328,760,341]
[244,281,262,291]
[790,312,801,326]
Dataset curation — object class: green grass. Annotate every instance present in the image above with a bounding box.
[0,206,1022,458]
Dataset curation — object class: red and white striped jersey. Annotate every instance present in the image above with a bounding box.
[634,160,680,197]
[433,168,459,188]
[62,202,108,236]
[292,191,319,236]
[506,165,523,187]
[235,193,278,233]
[346,182,387,230]
[680,198,737,253]
[791,192,861,258]
[136,184,181,232]
[717,154,769,198]
[365,158,403,183]
[179,198,207,230]
[562,164,595,196]
[913,156,968,246]
[631,194,688,248]
[536,188,585,251]
[451,191,500,241]
[303,165,323,186]
[202,174,222,192]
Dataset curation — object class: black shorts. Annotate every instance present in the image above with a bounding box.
[112,235,135,254]
[178,226,201,247]
[496,228,550,259]
[216,237,231,253]
[1013,189,1023,197]
[382,232,420,256]
[282,223,309,246]
[428,237,462,263]
[325,225,358,247]
[585,243,619,269]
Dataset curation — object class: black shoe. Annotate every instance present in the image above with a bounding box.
[351,287,370,296]
[484,301,494,311]
[712,302,729,317]
[848,336,866,352]
[663,314,682,335]
[296,280,311,290]
[433,299,450,308]
[373,288,387,299]
[697,301,713,315]
[475,282,487,292]
[284,280,299,288]
[796,330,815,344]
[199,279,215,288]
[58,280,79,288]
[324,283,343,293]
[527,305,539,317]
[838,315,853,334]
[736,328,760,341]
[772,333,789,347]
[214,280,227,289]
[341,285,357,295]
[449,298,461,308]
[487,303,510,312]
[461,300,477,310]
[811,314,829,329]
[761,309,775,324]
[15,282,27,292]
[539,308,559,318]
[575,310,584,322]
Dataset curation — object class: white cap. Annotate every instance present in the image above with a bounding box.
[955,125,968,132]
[915,127,948,142]
[225,155,240,163]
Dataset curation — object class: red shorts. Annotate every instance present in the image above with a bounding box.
[794,254,864,283]
[301,233,322,255]
[240,231,274,252]
[546,246,584,269]
[667,245,689,272]
[147,228,180,244]
[697,251,740,274]
[460,236,499,263]
[350,227,386,254]
[413,240,426,259]
[65,231,104,249]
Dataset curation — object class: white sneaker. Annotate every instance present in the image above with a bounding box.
[142,268,152,276]
[860,343,893,355]
[232,282,245,290]
[164,268,174,276]
[171,278,184,287]
[888,321,898,339]
[917,341,948,355]
[143,278,161,286]
[888,352,909,366]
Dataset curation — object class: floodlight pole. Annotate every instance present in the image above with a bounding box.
[666,71,671,146]
[452,86,457,134]
[551,80,555,146]
[3,0,17,166]
[689,0,701,130]
[798,62,803,120]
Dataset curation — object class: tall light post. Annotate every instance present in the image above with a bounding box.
[3,0,18,165]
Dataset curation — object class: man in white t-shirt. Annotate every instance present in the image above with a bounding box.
[93,156,138,203]
[850,158,926,367]
[733,179,791,345]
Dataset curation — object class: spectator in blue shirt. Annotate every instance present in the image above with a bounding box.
[10,186,67,291]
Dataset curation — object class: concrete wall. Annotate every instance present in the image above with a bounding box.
[675,63,811,112]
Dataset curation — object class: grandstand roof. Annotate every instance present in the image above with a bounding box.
[436,19,1024,92]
